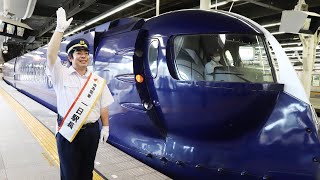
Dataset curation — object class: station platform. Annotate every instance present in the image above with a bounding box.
[0,75,170,180]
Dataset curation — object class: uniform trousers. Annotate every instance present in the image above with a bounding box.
[56,116,100,180]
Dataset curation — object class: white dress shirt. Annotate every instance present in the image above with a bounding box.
[47,57,114,124]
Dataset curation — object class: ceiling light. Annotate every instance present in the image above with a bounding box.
[210,0,239,8]
[271,32,285,35]
[262,22,281,28]
[280,42,302,46]
[64,0,142,37]
[86,0,142,26]
[65,25,86,36]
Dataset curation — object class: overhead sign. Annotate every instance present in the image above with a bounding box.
[0,22,28,39]
[279,10,320,34]
[0,16,32,39]
[0,22,25,39]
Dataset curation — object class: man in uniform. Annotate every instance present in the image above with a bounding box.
[47,7,114,179]
[205,51,223,81]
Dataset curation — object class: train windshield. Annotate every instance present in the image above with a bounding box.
[172,34,275,83]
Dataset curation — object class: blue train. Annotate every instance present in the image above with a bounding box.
[3,9,320,179]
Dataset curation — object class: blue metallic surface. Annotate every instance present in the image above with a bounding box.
[142,9,261,36]
[2,59,15,85]
[2,9,320,179]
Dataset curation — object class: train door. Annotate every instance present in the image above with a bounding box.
[134,34,167,137]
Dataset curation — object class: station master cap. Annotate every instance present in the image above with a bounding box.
[66,38,89,54]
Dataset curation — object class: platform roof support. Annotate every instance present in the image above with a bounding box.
[200,0,210,10]
[156,0,160,16]
[299,33,319,98]
[296,0,320,98]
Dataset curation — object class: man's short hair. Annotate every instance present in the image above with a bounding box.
[209,51,220,58]
[66,38,89,55]
[213,51,220,57]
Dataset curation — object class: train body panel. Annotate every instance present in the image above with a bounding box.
[142,9,261,35]
[3,9,320,179]
[95,28,167,156]
[3,59,15,85]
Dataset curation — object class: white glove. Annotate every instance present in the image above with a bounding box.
[100,126,109,143]
[55,7,73,32]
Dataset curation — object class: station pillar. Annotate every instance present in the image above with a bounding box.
[300,33,319,98]
[295,0,320,98]
[200,0,210,10]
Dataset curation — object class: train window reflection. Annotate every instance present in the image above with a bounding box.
[148,40,159,77]
[225,50,233,66]
[172,34,275,83]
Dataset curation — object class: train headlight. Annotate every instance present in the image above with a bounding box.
[135,74,144,83]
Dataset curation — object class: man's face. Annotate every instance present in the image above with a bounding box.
[211,54,220,62]
[69,50,90,69]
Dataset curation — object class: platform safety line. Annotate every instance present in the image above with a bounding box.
[0,87,104,180]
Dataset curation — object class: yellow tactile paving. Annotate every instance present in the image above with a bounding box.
[0,87,104,180]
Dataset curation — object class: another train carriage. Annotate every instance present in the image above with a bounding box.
[3,9,320,179]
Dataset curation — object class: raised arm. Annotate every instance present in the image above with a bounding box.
[47,7,73,68]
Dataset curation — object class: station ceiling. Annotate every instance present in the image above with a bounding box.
[4,0,320,66]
